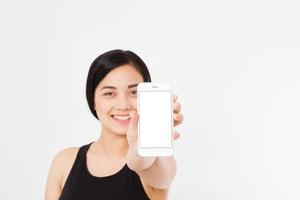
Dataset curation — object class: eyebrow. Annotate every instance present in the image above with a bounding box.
[100,83,138,90]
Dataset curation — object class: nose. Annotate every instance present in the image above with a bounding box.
[115,94,131,110]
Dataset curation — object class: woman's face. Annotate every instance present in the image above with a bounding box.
[94,64,144,136]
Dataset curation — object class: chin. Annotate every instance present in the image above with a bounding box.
[114,131,127,136]
[112,128,128,136]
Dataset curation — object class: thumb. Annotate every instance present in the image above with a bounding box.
[127,110,138,145]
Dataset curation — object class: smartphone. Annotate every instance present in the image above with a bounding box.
[137,82,174,157]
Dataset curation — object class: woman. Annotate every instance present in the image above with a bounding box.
[45,49,184,200]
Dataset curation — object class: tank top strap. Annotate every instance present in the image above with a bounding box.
[60,142,93,194]
[74,142,93,170]
[77,142,93,158]
[71,142,92,170]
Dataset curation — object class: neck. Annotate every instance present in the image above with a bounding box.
[93,126,129,160]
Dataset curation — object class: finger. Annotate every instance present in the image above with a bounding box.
[173,102,181,113]
[172,131,180,140]
[173,94,178,102]
[174,113,184,126]
[127,110,139,145]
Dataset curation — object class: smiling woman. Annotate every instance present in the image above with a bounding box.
[45,49,183,200]
[86,50,151,120]
[93,64,144,135]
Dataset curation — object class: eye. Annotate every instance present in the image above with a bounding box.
[130,91,137,96]
[103,92,113,96]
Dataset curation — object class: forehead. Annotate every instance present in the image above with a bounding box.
[97,64,143,89]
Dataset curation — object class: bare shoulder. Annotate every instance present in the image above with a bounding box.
[55,147,80,165]
[54,147,80,185]
[45,146,80,200]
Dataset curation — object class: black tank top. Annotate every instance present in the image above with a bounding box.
[59,142,150,200]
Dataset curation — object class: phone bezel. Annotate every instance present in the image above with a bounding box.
[137,82,174,157]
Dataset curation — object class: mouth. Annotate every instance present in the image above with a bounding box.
[110,114,131,125]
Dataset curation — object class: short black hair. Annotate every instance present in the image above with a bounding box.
[86,49,151,120]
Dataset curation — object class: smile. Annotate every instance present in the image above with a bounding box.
[111,115,131,124]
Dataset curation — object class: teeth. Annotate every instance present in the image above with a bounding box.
[112,115,130,120]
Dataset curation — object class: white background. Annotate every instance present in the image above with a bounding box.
[0,0,299,199]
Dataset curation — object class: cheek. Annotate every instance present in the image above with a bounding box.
[95,97,137,113]
[95,101,112,117]
[131,99,137,110]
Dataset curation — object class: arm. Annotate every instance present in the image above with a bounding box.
[126,95,183,198]
[126,145,177,199]
[45,147,79,200]
[127,146,177,190]
[45,151,64,200]
[138,156,177,190]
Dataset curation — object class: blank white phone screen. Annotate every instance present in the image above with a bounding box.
[139,91,172,148]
